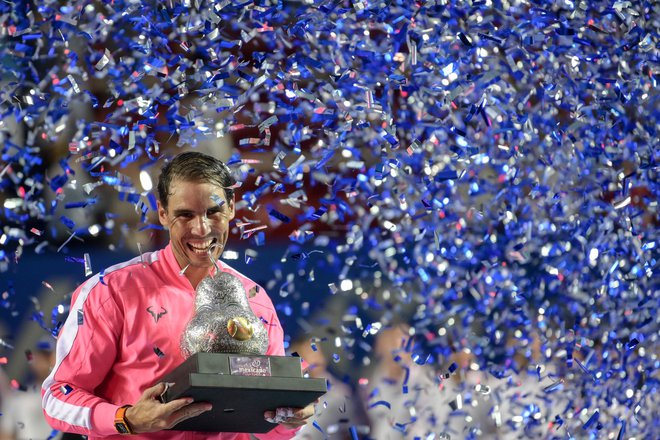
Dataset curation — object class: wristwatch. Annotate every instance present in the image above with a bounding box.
[114,405,133,435]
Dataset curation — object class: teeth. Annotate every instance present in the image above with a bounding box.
[189,239,213,253]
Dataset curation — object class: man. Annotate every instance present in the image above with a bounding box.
[42,151,314,439]
[1,339,61,440]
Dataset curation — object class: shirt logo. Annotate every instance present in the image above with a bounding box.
[146,306,168,323]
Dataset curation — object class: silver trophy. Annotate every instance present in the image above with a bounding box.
[181,261,269,357]
[159,249,327,433]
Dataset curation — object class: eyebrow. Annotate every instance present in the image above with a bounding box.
[172,209,194,216]
[172,206,225,216]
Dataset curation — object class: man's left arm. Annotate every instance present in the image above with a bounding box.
[254,303,315,439]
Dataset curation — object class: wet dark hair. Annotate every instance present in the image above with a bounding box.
[157,151,236,210]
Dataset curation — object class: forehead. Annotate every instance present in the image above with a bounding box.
[167,179,229,206]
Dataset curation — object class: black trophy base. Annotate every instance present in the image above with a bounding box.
[156,353,327,433]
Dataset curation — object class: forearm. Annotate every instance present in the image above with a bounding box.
[42,382,121,436]
[42,277,123,436]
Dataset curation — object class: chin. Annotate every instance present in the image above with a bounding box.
[188,254,215,266]
[190,251,221,265]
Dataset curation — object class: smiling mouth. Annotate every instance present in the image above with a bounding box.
[187,238,218,254]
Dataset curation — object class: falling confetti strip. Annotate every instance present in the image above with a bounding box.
[0,0,657,438]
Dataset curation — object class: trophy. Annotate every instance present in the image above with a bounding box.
[180,271,270,357]
[157,260,327,433]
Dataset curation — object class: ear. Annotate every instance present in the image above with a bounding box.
[227,196,235,220]
[157,200,168,228]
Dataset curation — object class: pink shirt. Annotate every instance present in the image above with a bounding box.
[42,243,298,440]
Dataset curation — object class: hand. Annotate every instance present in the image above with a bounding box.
[263,401,316,429]
[125,382,212,433]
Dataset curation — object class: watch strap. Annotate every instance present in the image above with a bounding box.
[114,405,133,435]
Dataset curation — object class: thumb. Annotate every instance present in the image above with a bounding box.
[142,382,170,400]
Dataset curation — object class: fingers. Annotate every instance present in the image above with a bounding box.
[128,383,212,433]
[142,382,168,400]
[299,404,316,419]
[137,399,210,432]
[169,402,213,427]
[150,383,199,415]
[161,396,196,414]
[264,406,314,426]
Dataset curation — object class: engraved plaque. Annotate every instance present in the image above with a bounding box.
[229,356,272,377]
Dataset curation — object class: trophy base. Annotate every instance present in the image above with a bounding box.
[157,353,327,433]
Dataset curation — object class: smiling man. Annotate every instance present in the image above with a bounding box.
[42,152,313,440]
[155,153,236,290]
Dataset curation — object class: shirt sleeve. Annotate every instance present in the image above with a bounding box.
[254,425,301,440]
[41,276,124,437]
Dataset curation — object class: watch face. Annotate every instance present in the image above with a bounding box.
[115,422,130,434]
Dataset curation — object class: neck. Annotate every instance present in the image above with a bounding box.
[169,245,217,289]
[178,259,219,290]
[182,266,210,290]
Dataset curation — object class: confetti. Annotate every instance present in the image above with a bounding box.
[0,1,657,438]
[583,410,600,431]
[368,400,391,410]
[83,253,93,277]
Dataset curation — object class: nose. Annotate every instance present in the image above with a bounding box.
[191,215,211,236]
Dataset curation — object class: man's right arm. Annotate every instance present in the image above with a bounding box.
[41,277,124,436]
[41,275,213,436]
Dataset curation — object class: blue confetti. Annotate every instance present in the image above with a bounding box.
[0,1,657,438]
[368,400,391,410]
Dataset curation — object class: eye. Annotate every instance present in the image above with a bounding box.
[178,212,194,219]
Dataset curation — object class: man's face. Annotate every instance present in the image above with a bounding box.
[158,178,235,271]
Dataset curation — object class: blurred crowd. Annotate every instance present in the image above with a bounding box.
[0,319,561,440]
[0,288,622,440]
